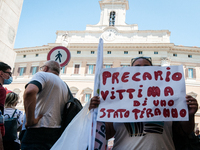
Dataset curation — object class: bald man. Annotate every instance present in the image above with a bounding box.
[21,60,69,150]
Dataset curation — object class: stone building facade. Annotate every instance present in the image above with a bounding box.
[0,0,24,67]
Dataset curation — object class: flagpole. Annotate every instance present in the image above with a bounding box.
[88,38,104,150]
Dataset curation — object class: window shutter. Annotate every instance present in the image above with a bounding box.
[185,68,188,78]
[74,65,79,74]
[85,65,89,74]
[30,67,33,73]
[18,67,21,73]
[93,65,96,74]
[23,67,26,73]
[12,68,15,75]
[193,68,196,79]
[36,66,39,72]
[89,94,91,99]
[74,68,77,74]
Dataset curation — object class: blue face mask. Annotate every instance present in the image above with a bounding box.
[3,76,13,85]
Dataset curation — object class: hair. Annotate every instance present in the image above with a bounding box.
[131,57,153,66]
[0,62,11,72]
[45,60,61,75]
[5,92,19,108]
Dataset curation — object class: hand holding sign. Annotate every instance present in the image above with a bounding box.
[186,95,198,116]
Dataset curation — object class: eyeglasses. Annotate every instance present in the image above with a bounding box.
[131,57,152,66]
[3,71,12,77]
[40,65,46,71]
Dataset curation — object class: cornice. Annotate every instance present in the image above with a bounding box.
[56,29,171,35]
[14,43,200,54]
[68,43,174,49]
[14,43,62,54]
[15,48,50,54]
[99,0,129,10]
[172,45,200,53]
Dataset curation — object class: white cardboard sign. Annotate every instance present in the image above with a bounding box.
[97,65,188,122]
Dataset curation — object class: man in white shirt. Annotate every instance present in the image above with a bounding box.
[21,60,69,150]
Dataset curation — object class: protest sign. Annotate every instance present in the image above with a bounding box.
[97,65,188,122]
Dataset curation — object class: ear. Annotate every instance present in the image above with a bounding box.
[43,66,49,72]
[0,71,3,76]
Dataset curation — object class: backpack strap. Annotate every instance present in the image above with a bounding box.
[4,114,11,119]
[4,109,17,119]
[65,83,74,103]
[11,109,17,118]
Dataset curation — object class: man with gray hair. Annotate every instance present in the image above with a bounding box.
[21,60,69,150]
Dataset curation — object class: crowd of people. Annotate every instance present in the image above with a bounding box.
[0,57,199,150]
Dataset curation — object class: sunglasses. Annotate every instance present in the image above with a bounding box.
[3,71,12,77]
[40,65,47,71]
[131,57,152,66]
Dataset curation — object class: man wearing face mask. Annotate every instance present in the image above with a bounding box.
[0,62,12,150]
[0,62,12,114]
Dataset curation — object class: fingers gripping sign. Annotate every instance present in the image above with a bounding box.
[186,95,199,116]
[89,96,100,110]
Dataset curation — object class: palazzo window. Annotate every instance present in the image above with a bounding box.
[188,68,194,78]
[86,64,96,74]
[121,65,130,67]
[18,67,26,76]
[138,51,143,54]
[107,51,111,54]
[104,65,112,68]
[109,11,115,26]
[124,51,128,54]
[85,94,91,103]
[185,68,196,79]
[72,93,76,97]
[61,66,66,74]
[30,66,39,75]
[154,51,158,54]
[74,64,80,74]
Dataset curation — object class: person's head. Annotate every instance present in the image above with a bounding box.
[40,60,61,75]
[131,57,153,66]
[0,62,12,85]
[5,92,19,108]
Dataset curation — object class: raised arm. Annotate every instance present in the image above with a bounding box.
[173,95,198,136]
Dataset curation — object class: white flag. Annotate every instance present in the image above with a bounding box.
[88,38,107,150]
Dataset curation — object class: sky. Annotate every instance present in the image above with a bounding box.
[14,0,200,49]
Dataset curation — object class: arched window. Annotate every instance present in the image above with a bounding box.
[109,11,115,26]
[69,86,79,98]
[82,87,93,104]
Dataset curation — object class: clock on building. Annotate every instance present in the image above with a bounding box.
[102,29,118,41]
